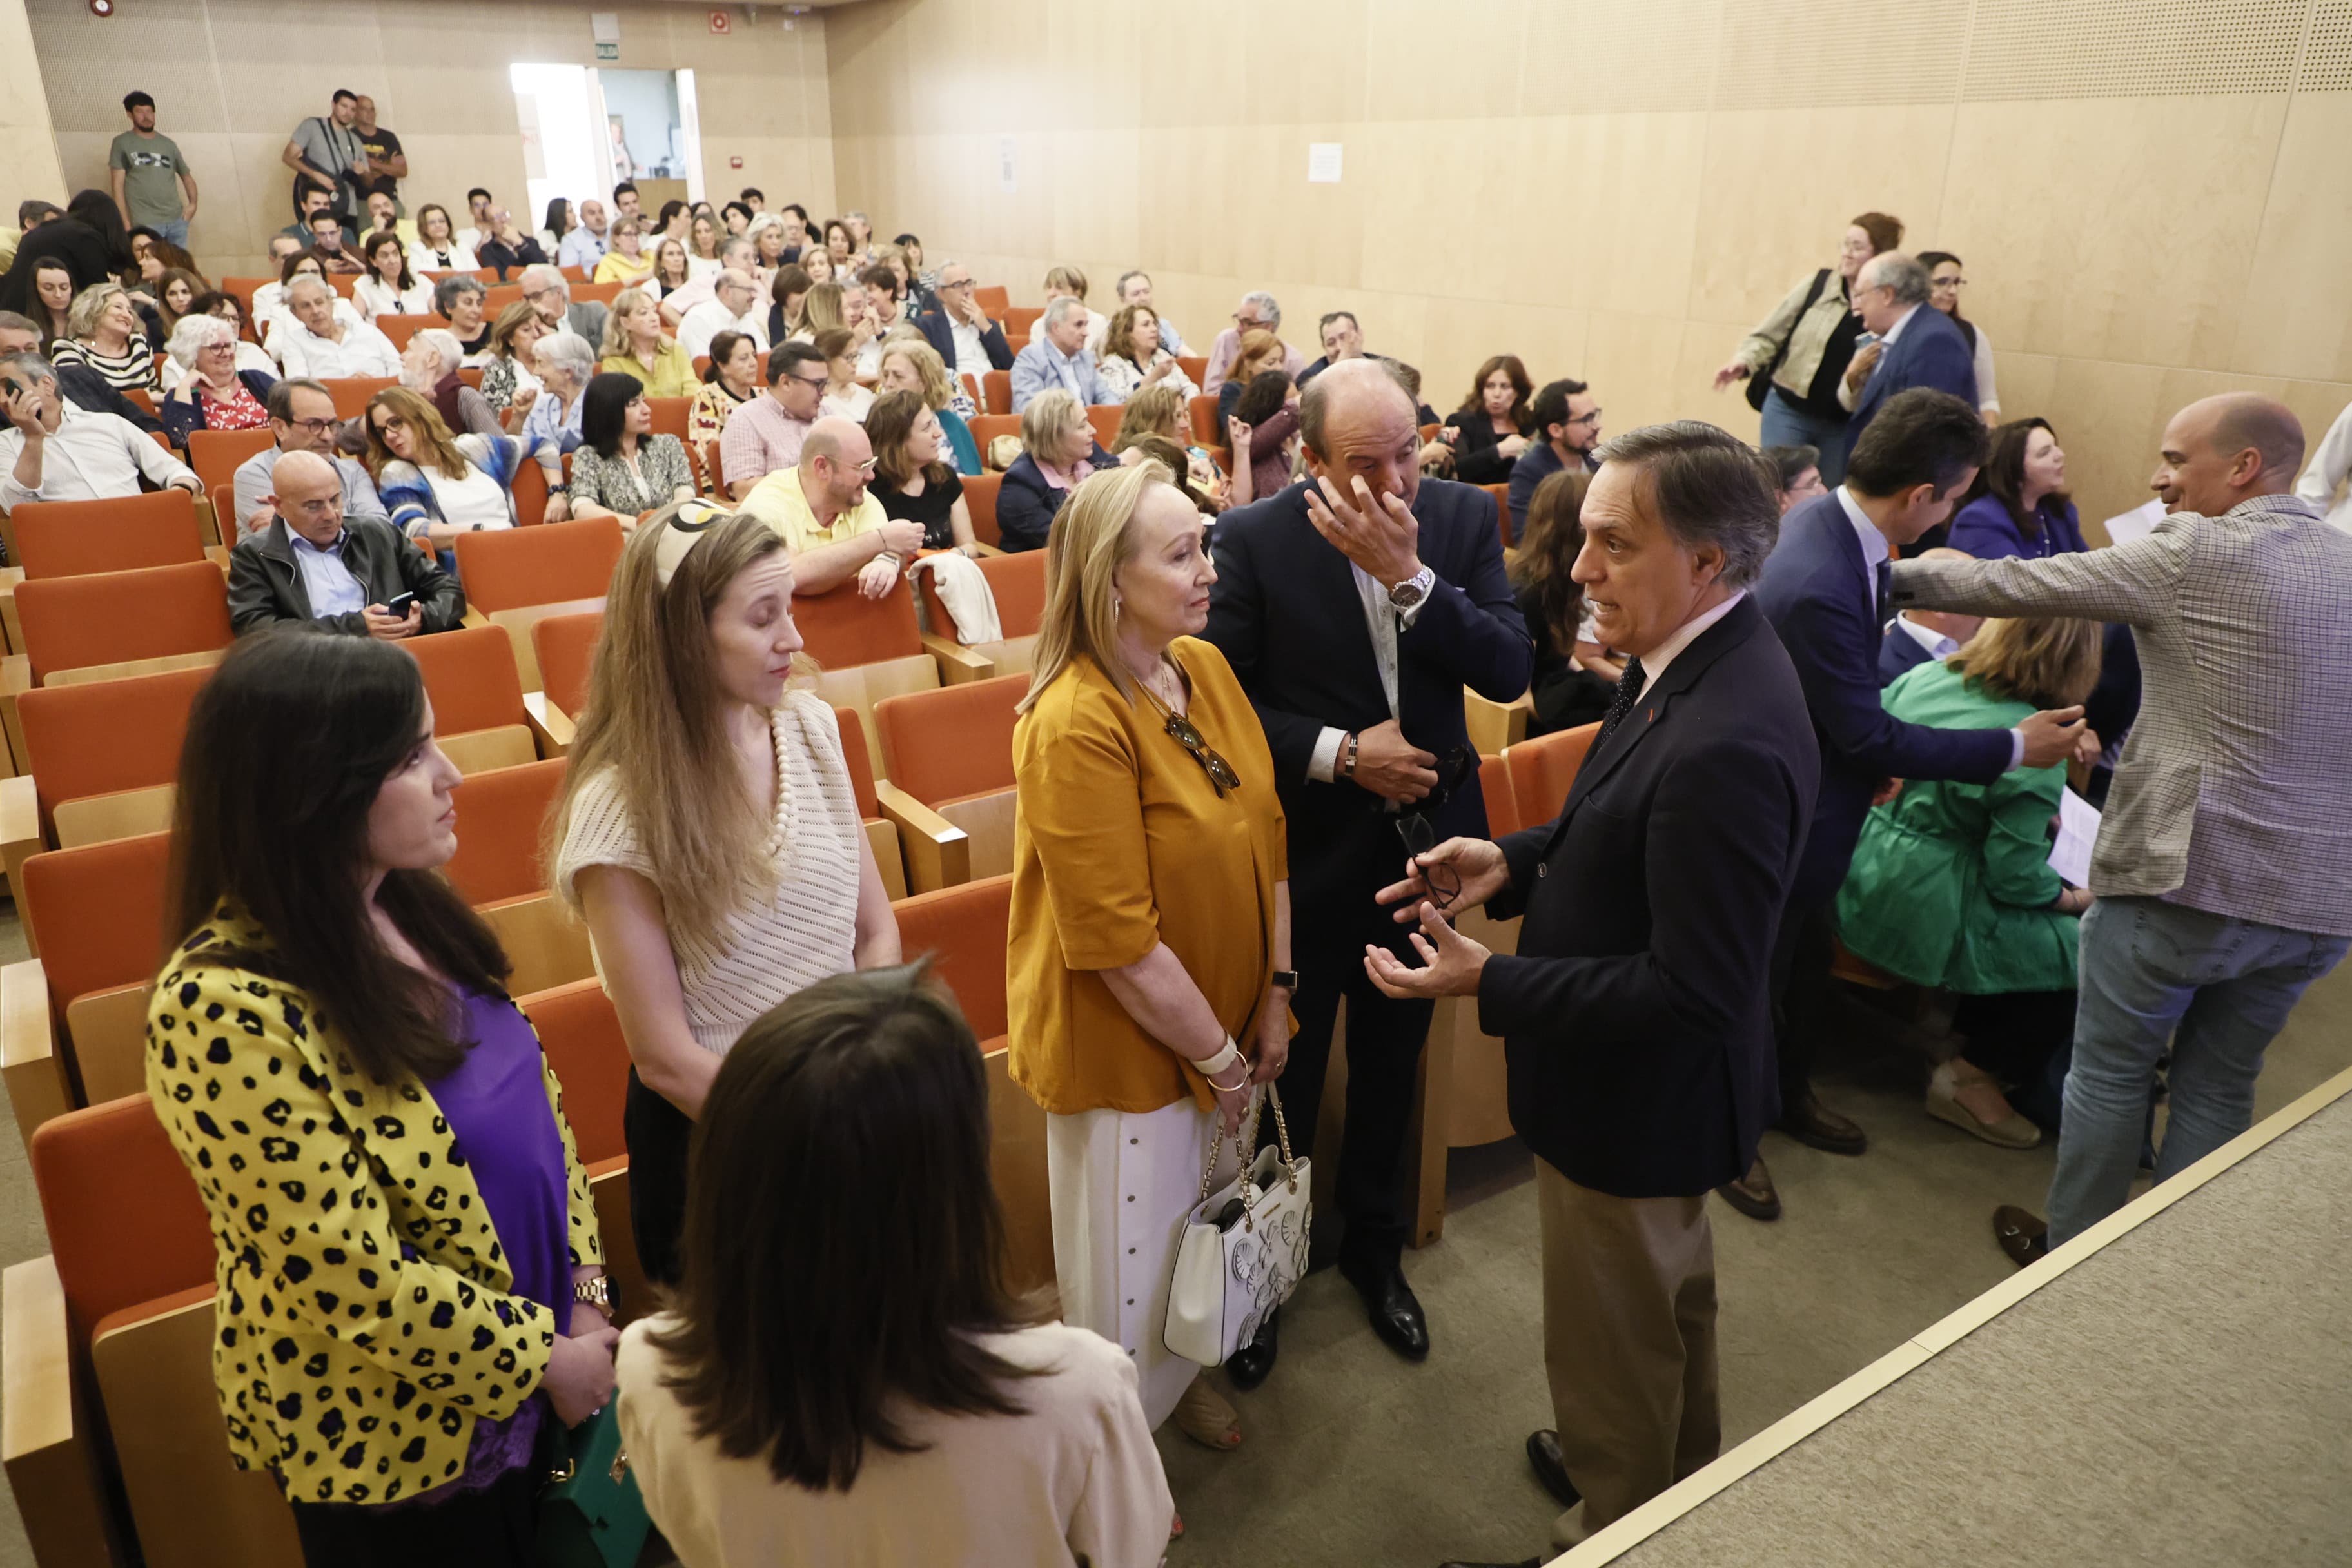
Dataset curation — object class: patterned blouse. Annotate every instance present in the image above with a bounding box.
[689,378,751,453]
[54,335,157,393]
[478,353,542,415]
[1094,349,1198,404]
[569,433,694,517]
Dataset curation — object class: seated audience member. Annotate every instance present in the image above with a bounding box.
[401,326,499,438]
[475,206,548,280]
[663,236,754,320]
[875,337,979,475]
[1948,418,2084,559]
[275,181,338,244]
[594,217,656,288]
[407,202,476,273]
[1012,297,1116,413]
[1442,353,1534,485]
[232,375,387,538]
[998,389,1114,553]
[798,280,847,342]
[2297,397,2352,532]
[360,189,415,248]
[1505,377,1602,544]
[1094,303,1198,404]
[1213,329,1289,426]
[540,195,576,255]
[1113,382,1225,508]
[916,259,1014,377]
[0,189,133,317]
[689,328,760,462]
[821,217,856,273]
[1764,442,1827,514]
[1104,269,1182,355]
[248,239,322,337]
[478,300,547,425]
[616,965,1173,1563]
[720,199,753,237]
[159,313,274,446]
[1228,368,1299,509]
[433,274,493,361]
[1295,309,1376,385]
[273,275,398,378]
[0,308,161,430]
[648,238,693,311]
[766,263,813,344]
[570,371,694,525]
[722,340,827,500]
[600,287,697,399]
[685,211,723,278]
[521,262,609,344]
[353,230,431,318]
[362,386,531,548]
[740,416,923,598]
[28,260,74,349]
[750,219,795,277]
[678,267,769,362]
[1879,547,1984,686]
[875,241,931,317]
[1839,616,2103,1144]
[1024,265,1106,350]
[853,266,904,380]
[1202,291,1307,392]
[1511,467,1619,735]
[53,280,156,392]
[453,190,492,254]
[1919,251,1999,423]
[1841,251,1977,444]
[302,209,364,275]
[514,331,587,520]
[0,349,199,506]
[148,266,206,344]
[800,246,841,294]
[867,389,973,551]
[558,198,609,271]
[227,448,464,637]
[815,326,874,422]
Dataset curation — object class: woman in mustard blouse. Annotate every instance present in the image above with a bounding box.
[1008,459,1293,1469]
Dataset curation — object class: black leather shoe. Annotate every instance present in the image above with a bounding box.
[1226,1308,1278,1391]
[1714,1155,1781,1221]
[1779,1092,1868,1155]
[1339,1255,1430,1361]
[1525,1429,1581,1510]
[1993,1204,2048,1268]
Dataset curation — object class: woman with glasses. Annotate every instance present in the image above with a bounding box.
[1917,251,1998,424]
[158,313,275,447]
[1008,460,1292,1485]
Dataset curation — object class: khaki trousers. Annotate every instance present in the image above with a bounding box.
[1537,1158,1721,1551]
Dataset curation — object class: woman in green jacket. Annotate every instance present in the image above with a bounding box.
[1838,616,2102,1149]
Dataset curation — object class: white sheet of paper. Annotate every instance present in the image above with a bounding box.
[2049,787,2100,887]
[1308,142,1344,183]
[2102,498,2164,547]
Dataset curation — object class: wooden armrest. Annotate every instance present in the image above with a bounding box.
[923,632,994,686]
[0,774,39,899]
[971,542,1004,558]
[0,653,30,779]
[0,567,22,660]
[1,960,67,1148]
[460,607,491,631]
[875,781,970,892]
[522,691,576,756]
[3,1253,119,1567]
[1463,687,1533,756]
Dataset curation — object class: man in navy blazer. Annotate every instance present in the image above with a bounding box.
[1364,423,1817,1555]
[1745,390,2084,1220]
[1204,359,1531,1382]
[1877,550,1985,685]
[912,258,1014,377]
[1847,252,1977,447]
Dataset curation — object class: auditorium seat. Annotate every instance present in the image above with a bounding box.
[834,705,907,900]
[186,427,276,544]
[322,376,397,418]
[452,517,623,691]
[1189,393,1220,444]
[963,471,1003,546]
[969,413,1020,462]
[892,874,1050,1292]
[960,371,983,409]
[0,665,211,899]
[1465,683,1534,754]
[872,673,1023,893]
[573,280,624,306]
[518,980,650,1335]
[981,369,1012,415]
[528,608,602,744]
[1504,721,1600,826]
[973,284,1009,317]
[1,562,233,770]
[405,624,560,770]
[1085,405,1123,448]
[328,272,357,299]
[792,581,958,775]
[1001,306,1041,342]
[441,757,591,996]
[0,491,219,657]
[914,547,1044,681]
[1482,482,1511,552]
[1177,356,1209,391]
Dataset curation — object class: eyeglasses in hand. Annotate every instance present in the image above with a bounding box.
[1393,746,1476,911]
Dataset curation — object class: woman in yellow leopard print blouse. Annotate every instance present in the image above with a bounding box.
[144,631,615,1563]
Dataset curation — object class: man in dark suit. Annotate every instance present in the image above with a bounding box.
[1847,253,1977,447]
[1506,378,1603,544]
[1877,549,1984,685]
[914,259,1014,377]
[1366,422,1818,1562]
[1741,391,2085,1220]
[1204,358,1531,1382]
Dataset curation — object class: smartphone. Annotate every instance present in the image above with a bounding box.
[382,590,418,618]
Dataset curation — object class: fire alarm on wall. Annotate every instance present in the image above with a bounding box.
[709,8,729,32]
[89,0,114,16]
[728,155,743,170]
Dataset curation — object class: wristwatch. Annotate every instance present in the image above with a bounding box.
[1387,565,1435,611]
[573,1275,619,1317]
[1269,969,1298,992]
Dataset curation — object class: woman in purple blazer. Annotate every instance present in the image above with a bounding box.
[1948,418,2084,560]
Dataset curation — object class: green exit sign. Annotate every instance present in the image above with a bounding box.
[595,40,618,60]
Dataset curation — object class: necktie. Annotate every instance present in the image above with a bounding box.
[1874,558,1892,627]
[1598,657,1647,743]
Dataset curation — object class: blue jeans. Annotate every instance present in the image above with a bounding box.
[150,218,189,248]
[2046,896,2348,1245]
[1759,387,1852,485]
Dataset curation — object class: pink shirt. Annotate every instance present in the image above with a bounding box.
[718,393,813,491]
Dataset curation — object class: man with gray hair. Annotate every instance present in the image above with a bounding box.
[1204,289,1309,393]
[1,350,199,507]
[1843,250,1975,445]
[232,377,386,540]
[1367,420,1819,1557]
[518,262,608,346]
[1009,295,1116,412]
[275,275,398,379]
[676,267,769,362]
[658,237,756,321]
[1099,269,1184,355]
[914,258,1013,375]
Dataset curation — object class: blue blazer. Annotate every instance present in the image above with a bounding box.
[914,306,1013,374]
[1850,307,1977,444]
[1753,492,2013,906]
[1481,596,1818,1197]
[993,446,1115,554]
[1946,494,2086,560]
[1877,619,1939,687]
[1203,476,1531,948]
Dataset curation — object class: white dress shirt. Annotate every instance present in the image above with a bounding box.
[2296,398,2352,535]
[0,402,199,508]
[677,300,769,362]
[274,318,401,380]
[1892,612,1959,661]
[948,317,991,373]
[1304,564,1436,784]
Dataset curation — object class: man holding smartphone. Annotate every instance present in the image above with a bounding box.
[226,451,465,639]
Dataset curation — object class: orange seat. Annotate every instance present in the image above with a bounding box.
[406,623,529,738]
[20,832,173,1029]
[322,376,397,418]
[894,874,1012,1041]
[441,758,567,906]
[973,285,1009,318]
[1482,483,1510,551]
[833,706,885,816]
[560,264,590,284]
[874,674,1023,809]
[484,283,523,316]
[9,491,209,581]
[969,413,1020,461]
[964,472,1002,545]
[328,273,358,299]
[1478,753,1520,839]
[795,581,923,669]
[14,562,233,684]
[979,549,1045,636]
[1188,393,1221,444]
[376,314,438,352]
[17,665,210,831]
[960,372,983,409]
[456,366,484,390]
[517,981,631,1166]
[573,280,623,306]
[1177,356,1209,390]
[217,277,273,340]
[981,370,1012,416]
[453,518,624,614]
[30,1096,216,1342]
[1086,406,1122,448]
[647,397,692,443]
[1001,307,1041,342]
[1504,721,1600,828]
[532,610,603,720]
[512,452,549,526]
[186,428,278,525]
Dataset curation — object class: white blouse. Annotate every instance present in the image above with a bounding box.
[353,275,434,318]
[408,240,480,275]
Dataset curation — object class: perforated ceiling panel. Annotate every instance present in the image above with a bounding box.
[1964,0,2308,99]
[1714,0,1963,108]
[2302,0,2352,88]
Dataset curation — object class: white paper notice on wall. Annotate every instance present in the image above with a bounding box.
[998,137,1017,193]
[591,11,620,43]
[1308,143,1344,183]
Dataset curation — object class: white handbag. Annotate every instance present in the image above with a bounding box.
[1163,1085,1311,1367]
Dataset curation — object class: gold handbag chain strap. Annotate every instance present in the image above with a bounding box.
[1192,1083,1304,1222]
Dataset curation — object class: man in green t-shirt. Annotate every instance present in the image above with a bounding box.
[108,91,197,248]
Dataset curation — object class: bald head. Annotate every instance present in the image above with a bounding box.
[799,416,874,520]
[2154,393,2305,517]
[1299,357,1423,506]
[268,449,346,547]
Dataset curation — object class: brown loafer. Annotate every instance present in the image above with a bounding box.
[1715,1155,1781,1221]
[1993,1204,2048,1268]
[1779,1092,1868,1155]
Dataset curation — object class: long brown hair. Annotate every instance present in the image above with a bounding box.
[1457,353,1533,426]
[164,632,508,1084]
[361,387,471,482]
[1100,303,1158,370]
[1511,468,1593,651]
[866,389,950,489]
[549,507,792,952]
[1947,616,2102,710]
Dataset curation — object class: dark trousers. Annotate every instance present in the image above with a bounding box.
[1276,939,1436,1266]
[1954,989,2078,1135]
[289,1460,536,1567]
[625,1068,694,1286]
[1769,896,1838,1115]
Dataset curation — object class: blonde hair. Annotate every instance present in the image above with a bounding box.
[1019,460,1174,714]
[802,282,846,334]
[600,288,660,358]
[1043,264,1088,300]
[878,337,954,409]
[1117,384,1186,446]
[1019,388,1088,460]
[1233,328,1284,382]
[549,507,794,950]
[1946,616,2102,711]
[68,280,134,342]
